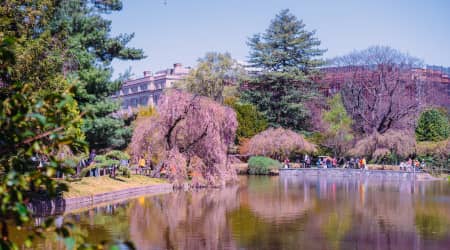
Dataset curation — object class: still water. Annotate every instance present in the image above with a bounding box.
[29,176,450,249]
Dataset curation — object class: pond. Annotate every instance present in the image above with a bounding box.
[17,176,450,249]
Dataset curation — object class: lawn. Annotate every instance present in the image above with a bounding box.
[62,175,167,199]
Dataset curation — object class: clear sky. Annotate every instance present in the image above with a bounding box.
[109,0,450,78]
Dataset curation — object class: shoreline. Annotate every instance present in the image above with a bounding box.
[29,180,173,217]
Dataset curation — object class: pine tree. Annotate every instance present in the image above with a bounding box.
[52,0,145,150]
[416,109,450,142]
[241,9,325,131]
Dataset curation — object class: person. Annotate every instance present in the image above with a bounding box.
[414,159,420,172]
[88,149,96,165]
[87,149,99,177]
[317,158,322,168]
[138,156,146,168]
[420,160,426,170]
[283,158,290,169]
[304,154,309,168]
[349,158,355,169]
[339,158,345,168]
[407,158,412,169]
[326,158,331,169]
[332,158,337,168]
[362,157,367,170]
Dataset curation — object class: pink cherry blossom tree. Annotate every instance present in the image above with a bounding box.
[129,89,238,187]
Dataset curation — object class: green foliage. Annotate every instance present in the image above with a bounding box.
[180,52,245,103]
[53,0,145,151]
[106,150,130,160]
[93,151,130,169]
[241,9,325,131]
[323,94,352,134]
[0,1,136,248]
[248,156,281,175]
[0,1,89,247]
[225,97,268,142]
[416,108,450,142]
[322,94,353,156]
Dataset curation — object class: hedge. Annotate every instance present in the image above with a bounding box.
[248,156,281,175]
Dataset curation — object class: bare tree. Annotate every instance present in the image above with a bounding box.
[330,46,423,134]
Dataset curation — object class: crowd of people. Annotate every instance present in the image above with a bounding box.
[283,154,425,171]
[399,158,425,171]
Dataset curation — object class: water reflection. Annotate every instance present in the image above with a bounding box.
[23,176,450,249]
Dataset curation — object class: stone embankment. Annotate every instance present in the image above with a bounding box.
[29,183,173,217]
[279,168,440,180]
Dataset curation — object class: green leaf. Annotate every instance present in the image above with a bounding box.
[64,237,76,250]
[110,245,120,250]
[15,203,28,219]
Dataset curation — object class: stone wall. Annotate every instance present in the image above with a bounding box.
[29,183,173,217]
[279,168,437,181]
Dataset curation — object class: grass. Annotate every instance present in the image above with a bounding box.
[61,175,167,199]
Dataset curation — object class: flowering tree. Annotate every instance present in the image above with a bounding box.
[349,130,416,163]
[129,89,238,187]
[247,128,316,160]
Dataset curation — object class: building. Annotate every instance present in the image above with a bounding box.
[112,63,190,111]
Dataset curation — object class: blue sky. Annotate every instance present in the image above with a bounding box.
[109,0,450,78]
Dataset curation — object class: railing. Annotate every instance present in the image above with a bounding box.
[422,166,450,176]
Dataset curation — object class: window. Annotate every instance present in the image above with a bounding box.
[123,88,129,95]
[131,98,138,107]
[140,84,148,91]
[122,99,128,109]
[139,96,148,106]
[153,93,160,105]
[131,86,138,93]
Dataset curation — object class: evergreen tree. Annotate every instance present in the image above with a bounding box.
[416,108,450,142]
[224,97,268,143]
[52,0,145,150]
[241,9,325,131]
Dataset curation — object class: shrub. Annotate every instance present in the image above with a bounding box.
[119,166,131,178]
[248,156,281,175]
